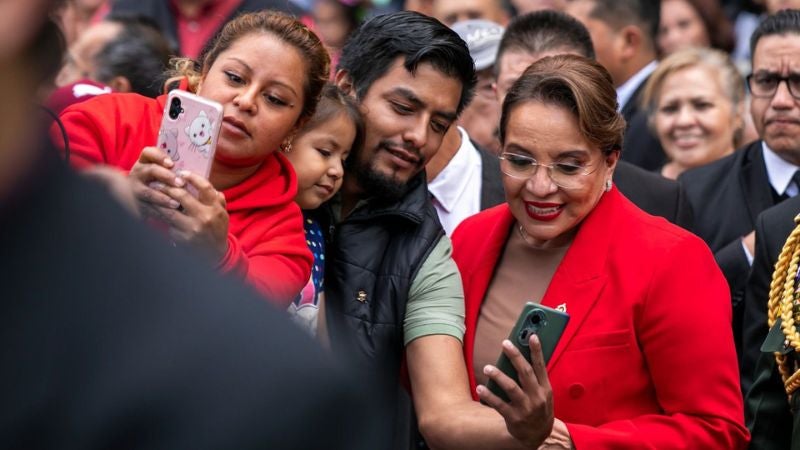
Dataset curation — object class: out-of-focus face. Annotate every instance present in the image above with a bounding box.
[495,48,582,102]
[566,0,625,86]
[654,66,739,171]
[459,68,500,153]
[433,0,508,26]
[765,0,800,14]
[313,0,351,49]
[286,112,355,209]
[348,58,462,194]
[501,101,617,249]
[56,21,122,86]
[0,0,49,62]
[404,0,435,16]
[657,0,710,56]
[197,33,307,168]
[750,34,800,165]
[510,0,568,15]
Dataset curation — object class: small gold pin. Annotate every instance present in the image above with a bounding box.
[357,290,367,303]
[556,303,567,313]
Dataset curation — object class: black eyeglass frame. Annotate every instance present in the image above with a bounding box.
[746,73,800,100]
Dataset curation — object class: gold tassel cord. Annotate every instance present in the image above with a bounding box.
[767,214,800,399]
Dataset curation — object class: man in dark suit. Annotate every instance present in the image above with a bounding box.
[494,9,693,229]
[1,3,378,448]
[680,9,800,359]
[427,19,506,235]
[742,194,800,448]
[566,0,667,171]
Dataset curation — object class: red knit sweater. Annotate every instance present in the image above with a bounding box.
[55,91,312,305]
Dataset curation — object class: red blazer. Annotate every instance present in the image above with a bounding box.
[452,187,748,449]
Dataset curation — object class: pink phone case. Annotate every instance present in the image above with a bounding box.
[157,90,223,180]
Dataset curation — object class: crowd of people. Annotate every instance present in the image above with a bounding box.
[6,0,800,448]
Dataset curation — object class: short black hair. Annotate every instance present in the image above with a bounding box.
[586,0,660,49]
[750,9,800,60]
[496,10,595,77]
[337,11,476,115]
[94,14,172,97]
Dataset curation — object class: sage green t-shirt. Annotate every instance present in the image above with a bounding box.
[404,235,466,345]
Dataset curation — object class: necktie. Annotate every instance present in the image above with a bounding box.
[782,170,800,201]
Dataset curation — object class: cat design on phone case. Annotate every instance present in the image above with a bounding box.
[158,128,180,161]
[185,111,214,158]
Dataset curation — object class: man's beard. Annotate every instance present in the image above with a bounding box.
[352,159,408,202]
[348,142,422,202]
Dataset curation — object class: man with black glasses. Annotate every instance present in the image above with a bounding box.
[680,9,800,372]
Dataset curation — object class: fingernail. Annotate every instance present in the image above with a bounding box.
[163,158,173,166]
[483,365,495,375]
[476,385,485,395]
[178,170,190,178]
[502,340,514,350]
[151,181,165,190]
[169,200,180,209]
[174,177,184,187]
[530,335,540,345]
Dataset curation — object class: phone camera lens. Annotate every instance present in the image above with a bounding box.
[518,328,531,347]
[529,310,546,329]
[168,98,182,120]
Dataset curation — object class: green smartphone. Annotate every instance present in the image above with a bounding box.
[485,302,570,403]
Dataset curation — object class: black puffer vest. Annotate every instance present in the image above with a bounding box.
[323,173,444,447]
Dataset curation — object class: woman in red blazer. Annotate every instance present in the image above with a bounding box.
[451,55,748,448]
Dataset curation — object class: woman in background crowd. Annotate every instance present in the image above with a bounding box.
[657,0,735,56]
[312,0,360,77]
[284,84,363,336]
[642,47,746,179]
[55,11,330,304]
[452,54,748,448]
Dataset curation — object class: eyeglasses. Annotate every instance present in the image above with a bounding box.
[498,152,597,189]
[747,72,800,100]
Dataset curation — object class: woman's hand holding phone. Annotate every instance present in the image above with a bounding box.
[476,335,555,449]
[129,145,230,261]
[157,170,229,261]
[129,146,185,216]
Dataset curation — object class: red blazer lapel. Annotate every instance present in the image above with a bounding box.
[540,189,620,371]
[462,206,515,394]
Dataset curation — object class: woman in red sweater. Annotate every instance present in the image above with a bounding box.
[57,11,330,305]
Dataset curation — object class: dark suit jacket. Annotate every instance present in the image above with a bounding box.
[475,143,505,210]
[680,140,776,356]
[743,195,800,449]
[620,77,667,171]
[613,160,694,230]
[0,149,379,449]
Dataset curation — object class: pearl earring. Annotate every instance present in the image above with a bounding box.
[605,179,612,192]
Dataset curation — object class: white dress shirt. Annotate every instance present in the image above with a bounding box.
[763,141,800,197]
[616,61,658,111]
[428,127,484,236]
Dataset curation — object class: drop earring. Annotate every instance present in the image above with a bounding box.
[605,179,612,192]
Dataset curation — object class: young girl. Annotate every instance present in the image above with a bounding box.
[284,84,363,336]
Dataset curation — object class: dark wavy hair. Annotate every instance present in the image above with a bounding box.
[337,11,476,115]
